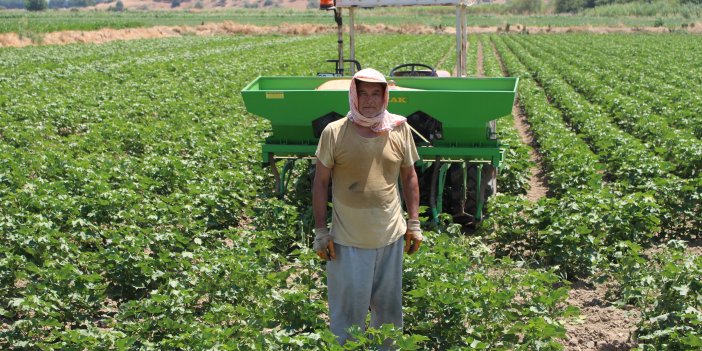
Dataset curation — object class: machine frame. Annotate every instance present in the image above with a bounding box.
[241,0,518,225]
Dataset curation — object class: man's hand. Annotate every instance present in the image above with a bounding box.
[313,227,336,260]
[404,219,423,255]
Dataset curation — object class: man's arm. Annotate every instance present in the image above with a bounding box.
[313,159,332,228]
[400,165,422,254]
[400,166,424,255]
[312,159,335,260]
[400,165,419,220]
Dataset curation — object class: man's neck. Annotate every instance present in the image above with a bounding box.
[352,121,381,138]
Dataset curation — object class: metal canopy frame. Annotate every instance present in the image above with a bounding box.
[328,0,482,222]
[260,0,508,224]
[332,0,475,77]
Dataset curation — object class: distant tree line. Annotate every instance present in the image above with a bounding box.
[0,0,106,10]
[48,0,96,8]
[554,0,702,13]
[0,0,25,9]
[508,0,542,13]
[26,0,46,9]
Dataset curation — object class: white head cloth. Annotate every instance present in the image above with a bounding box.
[347,68,406,133]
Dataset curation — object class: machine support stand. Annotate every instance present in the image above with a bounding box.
[475,163,484,221]
[461,161,468,207]
[270,154,298,198]
[269,154,281,198]
[455,4,467,77]
[437,162,451,216]
[280,159,297,197]
[430,157,440,225]
[429,157,452,226]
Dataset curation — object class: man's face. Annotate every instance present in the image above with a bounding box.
[356,81,385,117]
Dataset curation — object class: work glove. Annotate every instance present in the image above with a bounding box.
[404,219,423,255]
[314,227,336,261]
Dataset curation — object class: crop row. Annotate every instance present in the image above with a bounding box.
[487,32,701,269]
[516,35,702,179]
[489,36,603,196]
[1,33,323,348]
[513,35,701,235]
[486,35,658,277]
[532,34,702,140]
[503,35,672,185]
[3,30,698,350]
[2,33,333,348]
[486,33,701,348]
[605,240,702,348]
[477,35,532,197]
[0,33,575,350]
[592,34,702,88]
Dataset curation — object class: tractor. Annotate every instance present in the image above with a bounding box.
[242,0,518,225]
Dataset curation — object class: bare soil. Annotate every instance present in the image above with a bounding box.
[476,39,484,77]
[0,22,443,48]
[438,45,452,67]
[512,103,550,202]
[489,42,641,350]
[687,237,702,256]
[488,40,549,202]
[562,280,640,351]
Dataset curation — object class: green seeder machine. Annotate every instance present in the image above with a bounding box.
[242,0,518,225]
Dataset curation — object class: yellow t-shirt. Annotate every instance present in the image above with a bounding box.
[315,117,420,249]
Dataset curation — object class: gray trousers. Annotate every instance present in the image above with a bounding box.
[327,238,404,345]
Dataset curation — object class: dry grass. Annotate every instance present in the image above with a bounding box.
[2,22,701,48]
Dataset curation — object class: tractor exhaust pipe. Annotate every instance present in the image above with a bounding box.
[320,0,344,76]
[334,8,343,76]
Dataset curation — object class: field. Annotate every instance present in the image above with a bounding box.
[2,7,702,34]
[1,23,701,350]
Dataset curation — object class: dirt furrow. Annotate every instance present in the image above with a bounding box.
[435,42,454,73]
[490,37,645,350]
[476,39,484,77]
[490,40,549,202]
[562,281,639,351]
[512,104,550,201]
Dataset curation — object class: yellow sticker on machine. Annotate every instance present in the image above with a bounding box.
[390,96,407,103]
[266,92,285,99]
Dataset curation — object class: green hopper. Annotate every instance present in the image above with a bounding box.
[242,76,518,224]
[241,0,519,224]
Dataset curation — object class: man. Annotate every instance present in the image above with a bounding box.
[312,68,422,345]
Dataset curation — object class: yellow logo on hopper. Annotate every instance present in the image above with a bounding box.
[390,97,407,103]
